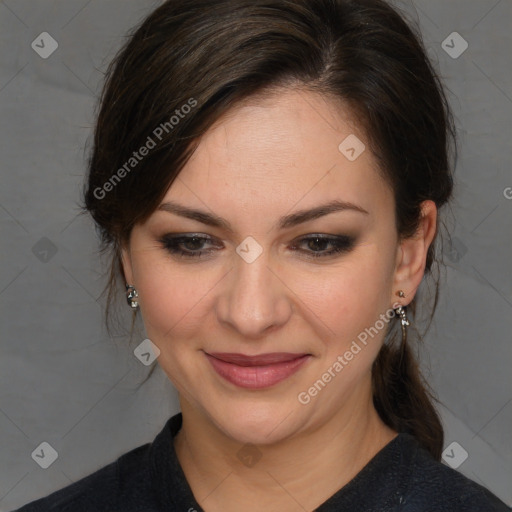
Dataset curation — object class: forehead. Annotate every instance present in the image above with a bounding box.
[162,88,392,225]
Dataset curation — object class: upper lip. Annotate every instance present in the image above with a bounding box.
[205,352,310,366]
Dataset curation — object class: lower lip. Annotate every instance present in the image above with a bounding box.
[205,353,311,389]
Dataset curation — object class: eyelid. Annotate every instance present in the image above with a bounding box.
[158,232,356,260]
[159,232,353,245]
[164,233,221,246]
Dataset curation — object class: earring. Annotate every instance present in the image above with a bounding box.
[394,290,409,344]
[126,284,139,309]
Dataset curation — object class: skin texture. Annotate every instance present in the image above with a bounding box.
[121,88,437,511]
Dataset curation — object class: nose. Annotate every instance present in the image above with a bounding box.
[216,248,292,339]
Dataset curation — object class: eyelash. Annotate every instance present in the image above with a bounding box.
[158,233,356,260]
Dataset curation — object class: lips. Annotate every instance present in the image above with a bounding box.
[204,351,311,389]
[207,352,308,366]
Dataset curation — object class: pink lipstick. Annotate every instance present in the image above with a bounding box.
[204,352,311,389]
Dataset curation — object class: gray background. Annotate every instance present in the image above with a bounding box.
[1,0,511,510]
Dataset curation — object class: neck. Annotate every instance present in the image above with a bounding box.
[174,379,398,512]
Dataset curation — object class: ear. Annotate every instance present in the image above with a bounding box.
[120,244,135,286]
[391,200,437,306]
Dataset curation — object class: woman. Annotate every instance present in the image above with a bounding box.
[13,0,509,510]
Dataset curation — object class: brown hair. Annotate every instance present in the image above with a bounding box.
[82,0,456,460]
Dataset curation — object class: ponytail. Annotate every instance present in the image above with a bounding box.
[372,326,444,460]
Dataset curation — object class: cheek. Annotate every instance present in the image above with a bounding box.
[133,260,216,391]
[301,253,393,331]
[300,255,395,379]
[130,249,210,339]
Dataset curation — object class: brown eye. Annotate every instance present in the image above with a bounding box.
[159,234,220,259]
[290,235,356,259]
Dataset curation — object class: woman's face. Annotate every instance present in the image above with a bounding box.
[122,89,406,445]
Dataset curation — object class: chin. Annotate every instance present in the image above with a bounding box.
[207,398,302,446]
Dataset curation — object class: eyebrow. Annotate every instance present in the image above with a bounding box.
[157,199,369,233]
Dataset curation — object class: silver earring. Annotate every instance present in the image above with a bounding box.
[394,290,409,343]
[126,284,139,309]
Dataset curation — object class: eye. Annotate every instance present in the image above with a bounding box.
[159,233,356,260]
[159,234,220,259]
[290,234,356,259]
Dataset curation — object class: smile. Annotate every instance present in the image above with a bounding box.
[204,351,312,389]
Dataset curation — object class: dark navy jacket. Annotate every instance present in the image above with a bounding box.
[12,413,510,511]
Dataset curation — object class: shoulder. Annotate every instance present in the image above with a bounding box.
[398,434,510,512]
[10,442,152,512]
